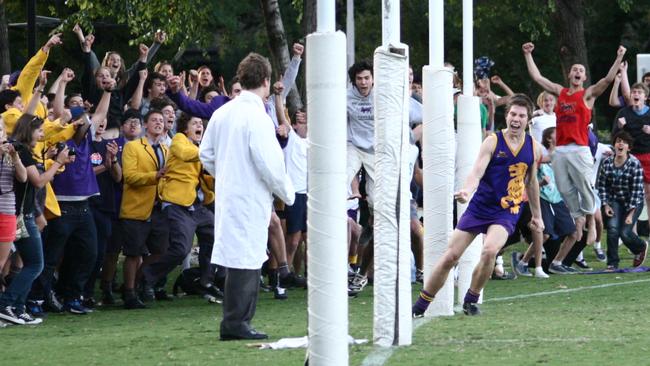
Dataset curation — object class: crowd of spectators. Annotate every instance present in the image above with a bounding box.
[0,25,646,329]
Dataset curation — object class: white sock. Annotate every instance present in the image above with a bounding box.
[552,260,562,266]
[577,252,584,261]
[594,241,602,250]
[535,267,549,278]
[495,256,504,266]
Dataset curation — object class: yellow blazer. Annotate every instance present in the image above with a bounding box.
[120,137,168,220]
[158,133,215,207]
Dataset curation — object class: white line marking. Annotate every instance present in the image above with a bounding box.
[485,278,650,303]
[360,277,650,366]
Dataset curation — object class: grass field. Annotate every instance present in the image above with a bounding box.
[3,242,650,366]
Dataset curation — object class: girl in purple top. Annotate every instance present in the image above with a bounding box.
[413,94,545,317]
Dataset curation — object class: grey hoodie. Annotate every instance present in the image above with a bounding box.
[347,86,375,152]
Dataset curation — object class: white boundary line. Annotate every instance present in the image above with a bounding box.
[360,277,650,366]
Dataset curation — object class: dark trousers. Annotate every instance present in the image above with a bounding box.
[605,200,646,268]
[220,267,261,336]
[35,200,98,301]
[143,204,215,286]
[84,208,113,298]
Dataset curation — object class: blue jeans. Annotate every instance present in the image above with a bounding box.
[604,200,646,268]
[0,217,44,312]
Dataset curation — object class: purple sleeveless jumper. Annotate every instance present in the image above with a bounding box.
[456,131,535,235]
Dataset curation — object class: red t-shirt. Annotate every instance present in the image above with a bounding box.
[554,88,592,146]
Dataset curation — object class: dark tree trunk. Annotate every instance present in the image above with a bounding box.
[260,0,303,116]
[303,0,317,35]
[552,0,590,85]
[0,0,11,75]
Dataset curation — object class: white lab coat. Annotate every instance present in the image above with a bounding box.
[199,90,295,269]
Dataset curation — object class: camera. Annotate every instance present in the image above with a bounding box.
[54,142,75,156]
[55,142,66,152]
[3,139,24,151]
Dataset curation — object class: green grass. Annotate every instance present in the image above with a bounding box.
[3,243,650,365]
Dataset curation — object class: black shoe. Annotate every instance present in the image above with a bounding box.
[154,289,174,301]
[280,272,306,289]
[82,297,97,309]
[140,283,155,302]
[43,291,64,313]
[290,273,307,288]
[274,286,288,300]
[199,283,224,300]
[574,259,591,270]
[26,300,45,318]
[102,289,117,305]
[220,328,268,341]
[462,302,481,316]
[123,297,147,310]
[0,306,25,324]
[63,299,90,315]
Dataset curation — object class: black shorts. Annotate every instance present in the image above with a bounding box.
[541,199,575,239]
[285,193,307,234]
[121,207,170,256]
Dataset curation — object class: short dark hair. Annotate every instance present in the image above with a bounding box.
[612,130,634,149]
[642,72,650,81]
[121,109,142,125]
[144,72,167,98]
[0,89,20,113]
[505,93,534,120]
[228,76,240,94]
[149,96,177,111]
[236,53,272,90]
[541,127,556,149]
[64,93,83,107]
[348,60,373,84]
[198,86,219,102]
[176,113,201,135]
[11,113,43,145]
[144,109,164,124]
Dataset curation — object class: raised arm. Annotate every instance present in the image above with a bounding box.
[522,42,563,96]
[129,69,148,110]
[24,70,49,116]
[619,60,631,105]
[490,75,514,107]
[53,68,75,119]
[167,75,229,119]
[609,72,623,108]
[279,43,304,99]
[125,31,165,79]
[586,45,627,102]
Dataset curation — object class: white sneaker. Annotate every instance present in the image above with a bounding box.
[17,312,43,325]
[535,267,549,278]
[0,306,25,325]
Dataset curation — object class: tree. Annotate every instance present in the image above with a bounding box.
[0,0,10,74]
[261,0,303,115]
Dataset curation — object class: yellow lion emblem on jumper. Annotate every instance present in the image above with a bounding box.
[500,162,528,214]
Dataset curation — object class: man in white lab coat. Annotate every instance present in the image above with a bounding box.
[199,53,295,341]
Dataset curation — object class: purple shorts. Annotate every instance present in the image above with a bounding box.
[456,210,517,236]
